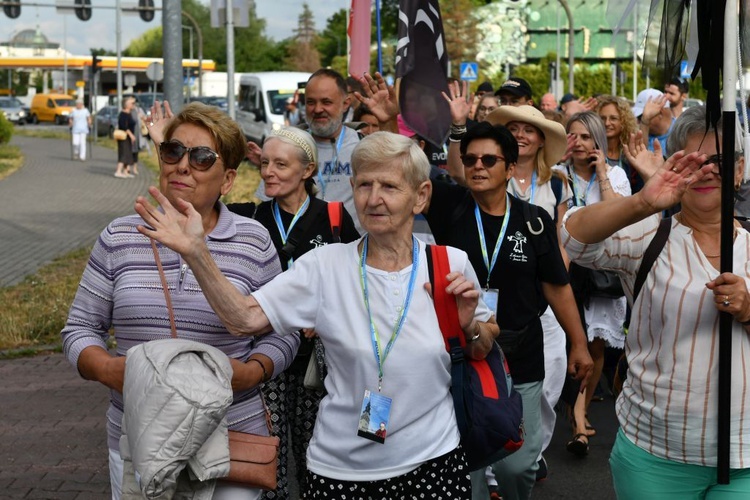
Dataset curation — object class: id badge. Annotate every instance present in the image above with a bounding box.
[483,288,499,316]
[357,389,393,444]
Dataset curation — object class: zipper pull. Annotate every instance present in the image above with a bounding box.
[178,263,188,289]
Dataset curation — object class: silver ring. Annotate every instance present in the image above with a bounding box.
[149,122,154,127]
[671,167,678,172]
[723,300,730,307]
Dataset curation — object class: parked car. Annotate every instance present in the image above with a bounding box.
[683,98,704,109]
[0,97,27,124]
[108,93,163,118]
[29,93,76,124]
[94,105,119,138]
[187,95,228,112]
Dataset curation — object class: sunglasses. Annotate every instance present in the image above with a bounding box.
[460,154,505,168]
[159,141,220,171]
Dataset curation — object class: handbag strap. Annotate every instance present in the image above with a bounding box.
[150,238,177,338]
[149,238,273,434]
[426,245,470,436]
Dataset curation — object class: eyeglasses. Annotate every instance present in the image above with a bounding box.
[460,154,505,168]
[159,141,220,171]
[702,154,722,176]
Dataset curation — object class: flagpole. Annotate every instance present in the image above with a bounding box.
[718,0,737,485]
[376,0,383,74]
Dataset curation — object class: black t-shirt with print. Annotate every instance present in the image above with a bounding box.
[425,181,569,383]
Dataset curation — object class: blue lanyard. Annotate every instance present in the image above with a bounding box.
[359,235,419,391]
[317,128,345,200]
[474,193,511,289]
[571,170,596,206]
[272,196,310,268]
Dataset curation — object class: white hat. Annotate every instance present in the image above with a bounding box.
[632,88,669,117]
[485,105,567,167]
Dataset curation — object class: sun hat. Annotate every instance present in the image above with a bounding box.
[485,105,567,167]
[632,88,669,117]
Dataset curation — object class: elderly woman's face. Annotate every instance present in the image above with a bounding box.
[506,121,543,159]
[353,161,427,238]
[159,122,235,216]
[260,138,314,200]
[681,132,744,212]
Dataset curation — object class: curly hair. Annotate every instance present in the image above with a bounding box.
[596,95,638,149]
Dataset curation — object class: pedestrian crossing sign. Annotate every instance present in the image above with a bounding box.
[460,62,478,82]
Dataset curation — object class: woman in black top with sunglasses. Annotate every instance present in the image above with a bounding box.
[422,120,592,500]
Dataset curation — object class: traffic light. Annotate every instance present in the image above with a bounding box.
[91,55,100,74]
[74,0,91,21]
[2,0,21,19]
[138,0,154,22]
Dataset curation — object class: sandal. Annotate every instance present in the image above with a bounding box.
[566,433,589,456]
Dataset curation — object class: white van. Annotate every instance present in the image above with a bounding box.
[237,71,311,145]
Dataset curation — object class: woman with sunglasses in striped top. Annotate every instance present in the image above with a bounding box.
[61,101,300,500]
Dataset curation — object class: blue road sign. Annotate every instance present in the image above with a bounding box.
[460,62,478,82]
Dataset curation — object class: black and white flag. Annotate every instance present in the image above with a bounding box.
[395,0,451,149]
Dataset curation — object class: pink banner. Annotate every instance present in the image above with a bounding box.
[348,0,371,77]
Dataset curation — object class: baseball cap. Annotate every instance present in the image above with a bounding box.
[632,88,670,117]
[495,77,533,98]
[477,81,494,94]
[560,93,578,105]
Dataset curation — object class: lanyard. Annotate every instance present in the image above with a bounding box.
[317,128,346,200]
[474,192,511,289]
[570,169,596,206]
[272,196,310,267]
[509,171,538,204]
[359,235,419,391]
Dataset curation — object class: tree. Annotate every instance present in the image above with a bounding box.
[441,0,480,80]
[286,2,321,71]
[317,9,348,67]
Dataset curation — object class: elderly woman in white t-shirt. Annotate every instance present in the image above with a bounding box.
[561,105,750,497]
[134,131,499,499]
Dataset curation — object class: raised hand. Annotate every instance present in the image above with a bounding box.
[246,141,262,166]
[623,130,664,180]
[441,80,472,125]
[561,133,576,162]
[638,151,711,212]
[354,72,399,124]
[147,100,174,146]
[641,95,668,125]
[134,186,206,258]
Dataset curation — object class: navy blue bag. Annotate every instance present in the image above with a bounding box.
[426,245,525,471]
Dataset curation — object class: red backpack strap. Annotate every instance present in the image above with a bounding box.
[327,201,343,243]
[426,245,466,351]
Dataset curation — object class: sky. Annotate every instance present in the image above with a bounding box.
[0,0,345,57]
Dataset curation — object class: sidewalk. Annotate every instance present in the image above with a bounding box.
[0,135,152,287]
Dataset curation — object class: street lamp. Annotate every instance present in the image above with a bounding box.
[557,0,574,93]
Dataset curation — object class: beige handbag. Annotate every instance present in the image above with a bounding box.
[150,239,279,491]
[113,128,127,141]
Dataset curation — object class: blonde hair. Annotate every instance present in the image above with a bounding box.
[596,95,638,149]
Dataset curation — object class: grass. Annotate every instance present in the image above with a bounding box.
[0,247,92,352]
[0,143,23,181]
[0,132,260,355]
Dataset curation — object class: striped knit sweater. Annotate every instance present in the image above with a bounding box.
[62,203,300,451]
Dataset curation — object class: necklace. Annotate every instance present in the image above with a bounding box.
[518,178,526,184]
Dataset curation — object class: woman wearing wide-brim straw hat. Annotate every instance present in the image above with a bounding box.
[484,104,576,480]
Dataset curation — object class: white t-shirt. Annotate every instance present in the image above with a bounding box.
[507,175,572,221]
[70,108,90,134]
[253,238,492,481]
